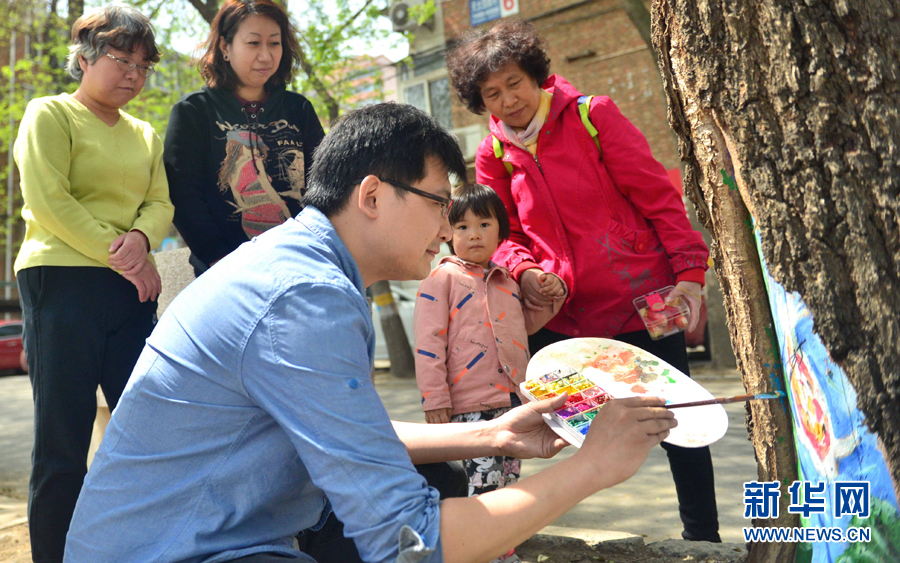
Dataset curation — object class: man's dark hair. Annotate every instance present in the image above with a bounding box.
[446,184,510,255]
[447,19,551,115]
[198,0,300,92]
[303,103,467,217]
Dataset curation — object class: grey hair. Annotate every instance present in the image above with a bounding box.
[66,3,160,81]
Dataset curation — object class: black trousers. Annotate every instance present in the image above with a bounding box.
[528,328,721,542]
[18,266,157,563]
[228,462,467,562]
[289,461,467,562]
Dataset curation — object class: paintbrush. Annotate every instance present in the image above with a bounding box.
[665,391,783,409]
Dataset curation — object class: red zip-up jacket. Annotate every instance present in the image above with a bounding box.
[476,75,709,338]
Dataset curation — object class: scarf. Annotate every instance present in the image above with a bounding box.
[499,89,553,155]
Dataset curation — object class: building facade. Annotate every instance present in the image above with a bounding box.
[392,0,678,175]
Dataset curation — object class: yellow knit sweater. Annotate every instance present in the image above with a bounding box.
[13,93,174,273]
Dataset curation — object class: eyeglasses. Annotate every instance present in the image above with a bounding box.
[106,53,156,76]
[364,178,453,219]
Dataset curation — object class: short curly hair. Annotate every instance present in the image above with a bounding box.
[446,19,550,115]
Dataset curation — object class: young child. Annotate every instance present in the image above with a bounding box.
[414,184,566,561]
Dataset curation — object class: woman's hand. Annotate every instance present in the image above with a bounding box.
[122,260,161,303]
[492,394,569,459]
[520,268,557,311]
[667,281,702,332]
[109,230,150,273]
[425,408,453,424]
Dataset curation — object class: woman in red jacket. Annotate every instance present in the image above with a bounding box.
[447,19,720,542]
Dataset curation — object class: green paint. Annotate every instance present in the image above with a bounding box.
[720,169,737,191]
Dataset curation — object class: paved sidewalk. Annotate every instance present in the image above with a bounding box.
[0,375,29,531]
[375,364,757,544]
[0,366,758,546]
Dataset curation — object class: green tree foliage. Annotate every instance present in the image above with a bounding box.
[286,0,404,124]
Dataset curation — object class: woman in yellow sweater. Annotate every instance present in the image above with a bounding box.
[12,5,173,561]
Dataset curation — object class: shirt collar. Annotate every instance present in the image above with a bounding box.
[295,206,366,296]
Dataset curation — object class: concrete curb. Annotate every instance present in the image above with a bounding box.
[527,525,645,548]
[521,527,749,562]
[647,538,748,562]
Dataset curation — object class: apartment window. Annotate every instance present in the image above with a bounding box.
[403,76,452,130]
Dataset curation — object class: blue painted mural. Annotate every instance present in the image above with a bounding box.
[758,242,900,562]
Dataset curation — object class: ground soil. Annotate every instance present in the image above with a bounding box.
[1,522,748,563]
[0,524,30,563]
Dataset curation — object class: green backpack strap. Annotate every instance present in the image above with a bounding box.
[491,95,601,175]
[578,95,602,158]
[492,134,513,175]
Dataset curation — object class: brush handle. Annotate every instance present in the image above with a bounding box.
[665,393,757,409]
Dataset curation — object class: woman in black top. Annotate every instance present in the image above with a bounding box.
[164,0,324,275]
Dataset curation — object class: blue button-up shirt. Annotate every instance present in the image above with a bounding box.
[65,207,442,563]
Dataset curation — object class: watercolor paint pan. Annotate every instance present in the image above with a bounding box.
[519,366,612,446]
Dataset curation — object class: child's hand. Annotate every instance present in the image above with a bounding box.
[538,272,566,299]
[425,408,453,424]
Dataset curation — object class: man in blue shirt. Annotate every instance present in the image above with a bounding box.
[65,103,677,563]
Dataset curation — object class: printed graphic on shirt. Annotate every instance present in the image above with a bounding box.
[216,119,308,237]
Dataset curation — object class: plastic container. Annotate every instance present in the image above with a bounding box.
[633,285,690,340]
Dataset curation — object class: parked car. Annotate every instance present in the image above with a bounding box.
[0,319,25,373]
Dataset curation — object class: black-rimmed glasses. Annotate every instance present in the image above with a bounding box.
[363,178,453,219]
[106,53,156,76]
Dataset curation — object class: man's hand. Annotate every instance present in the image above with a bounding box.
[666,281,702,332]
[492,394,569,459]
[122,260,161,302]
[520,268,557,311]
[575,396,677,490]
[109,230,151,274]
[425,408,453,424]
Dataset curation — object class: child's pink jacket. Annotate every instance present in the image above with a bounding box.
[414,255,564,415]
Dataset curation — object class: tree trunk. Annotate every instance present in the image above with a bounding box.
[370,280,416,379]
[66,0,84,28]
[652,0,900,557]
[187,0,220,24]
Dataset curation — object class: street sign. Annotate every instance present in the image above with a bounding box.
[469,0,519,27]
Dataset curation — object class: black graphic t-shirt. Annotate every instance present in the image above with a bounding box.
[164,85,325,269]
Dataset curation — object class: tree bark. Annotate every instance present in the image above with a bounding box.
[652,0,900,557]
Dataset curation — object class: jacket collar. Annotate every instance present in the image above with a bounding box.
[487,74,584,143]
[439,255,510,281]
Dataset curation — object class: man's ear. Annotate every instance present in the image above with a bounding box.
[356,175,382,219]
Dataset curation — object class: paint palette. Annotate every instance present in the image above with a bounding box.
[521,338,728,448]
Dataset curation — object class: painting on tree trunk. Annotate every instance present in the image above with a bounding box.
[759,234,900,562]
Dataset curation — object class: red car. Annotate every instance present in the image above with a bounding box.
[0,319,25,373]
